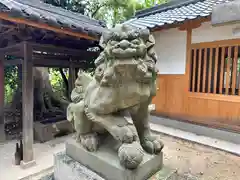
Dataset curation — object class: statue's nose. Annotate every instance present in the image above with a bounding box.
[119,40,130,49]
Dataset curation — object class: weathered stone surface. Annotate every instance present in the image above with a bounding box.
[53,151,179,180]
[34,120,74,143]
[54,152,104,180]
[212,1,240,26]
[66,24,163,170]
[64,138,163,180]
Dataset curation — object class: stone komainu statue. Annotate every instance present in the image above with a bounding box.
[67,24,163,170]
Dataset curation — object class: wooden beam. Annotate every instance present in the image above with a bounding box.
[33,58,68,67]
[179,17,210,31]
[33,53,90,61]
[192,38,240,49]
[0,54,4,124]
[31,42,99,58]
[21,41,35,167]
[185,27,192,113]
[4,59,22,66]
[33,58,87,68]
[0,42,21,55]
[186,28,192,92]
[0,13,98,41]
[179,21,201,31]
[152,16,210,32]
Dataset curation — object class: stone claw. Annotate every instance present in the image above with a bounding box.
[112,125,138,144]
[141,136,164,154]
[79,133,99,152]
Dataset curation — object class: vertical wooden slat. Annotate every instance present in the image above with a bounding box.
[232,46,238,95]
[219,47,225,94]
[225,47,231,95]
[238,53,240,95]
[191,49,197,92]
[213,47,219,93]
[208,48,213,93]
[202,48,207,92]
[197,49,202,92]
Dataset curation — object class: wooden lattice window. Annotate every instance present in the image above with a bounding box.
[189,44,240,95]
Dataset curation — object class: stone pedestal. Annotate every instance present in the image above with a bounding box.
[52,139,177,180]
[34,120,74,143]
[53,152,177,180]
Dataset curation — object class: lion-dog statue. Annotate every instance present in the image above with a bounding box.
[67,24,164,169]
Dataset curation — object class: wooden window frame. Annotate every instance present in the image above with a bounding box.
[188,38,240,102]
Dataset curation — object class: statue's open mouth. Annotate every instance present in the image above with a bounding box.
[111,47,138,58]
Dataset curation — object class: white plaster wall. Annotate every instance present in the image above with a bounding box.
[192,21,240,43]
[153,28,187,74]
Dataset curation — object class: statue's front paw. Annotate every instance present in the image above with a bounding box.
[79,133,99,152]
[118,143,143,169]
[141,136,164,154]
[112,125,138,144]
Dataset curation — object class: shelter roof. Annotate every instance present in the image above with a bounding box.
[0,0,107,40]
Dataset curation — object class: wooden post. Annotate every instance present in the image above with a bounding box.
[0,53,4,124]
[0,53,5,142]
[17,65,22,86]
[68,62,76,96]
[20,42,35,168]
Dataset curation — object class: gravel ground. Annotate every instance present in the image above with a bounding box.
[159,134,240,180]
[1,132,239,180]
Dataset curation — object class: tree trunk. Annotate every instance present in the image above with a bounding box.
[5,67,70,139]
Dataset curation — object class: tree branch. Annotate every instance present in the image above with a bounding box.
[58,68,69,99]
[91,3,107,18]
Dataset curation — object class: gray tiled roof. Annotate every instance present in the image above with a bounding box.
[0,0,107,38]
[123,0,232,29]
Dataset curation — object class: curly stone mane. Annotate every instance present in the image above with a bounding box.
[93,24,159,87]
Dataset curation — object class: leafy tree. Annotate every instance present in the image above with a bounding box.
[42,0,168,27]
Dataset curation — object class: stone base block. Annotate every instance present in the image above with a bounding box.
[63,138,163,180]
[34,120,74,143]
[53,151,177,180]
[54,152,104,180]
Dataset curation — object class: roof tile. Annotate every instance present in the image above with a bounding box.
[124,0,233,29]
[0,0,107,38]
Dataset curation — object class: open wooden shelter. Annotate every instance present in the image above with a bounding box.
[0,0,106,167]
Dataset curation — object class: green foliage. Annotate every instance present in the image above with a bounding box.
[4,66,18,103]
[42,0,168,27]
[143,0,168,7]
[49,68,68,98]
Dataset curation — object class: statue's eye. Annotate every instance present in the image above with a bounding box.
[128,32,138,40]
[112,32,121,41]
[131,39,140,45]
[110,40,118,45]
